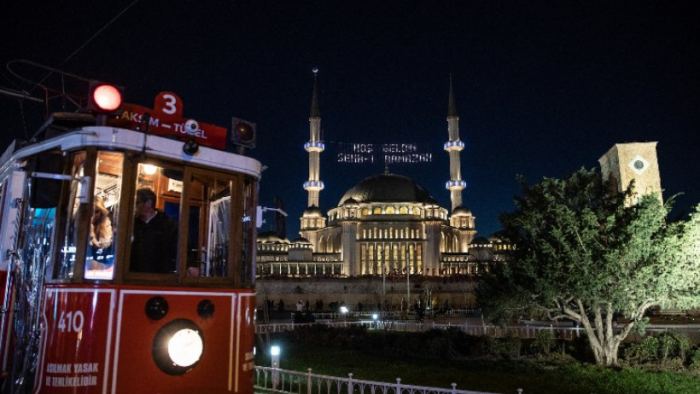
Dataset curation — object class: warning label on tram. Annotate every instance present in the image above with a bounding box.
[45,363,99,387]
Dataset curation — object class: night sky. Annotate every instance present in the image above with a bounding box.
[1,1,699,238]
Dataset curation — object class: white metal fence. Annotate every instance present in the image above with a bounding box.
[254,366,519,394]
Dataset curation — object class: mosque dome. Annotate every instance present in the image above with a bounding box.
[339,173,432,205]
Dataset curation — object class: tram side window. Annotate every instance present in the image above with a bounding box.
[130,164,179,273]
[241,178,257,286]
[186,173,233,278]
[57,152,86,279]
[84,151,123,280]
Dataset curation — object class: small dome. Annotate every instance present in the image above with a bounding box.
[470,236,491,246]
[258,231,289,244]
[302,206,323,217]
[423,196,439,208]
[292,236,311,245]
[452,205,472,216]
[343,197,359,207]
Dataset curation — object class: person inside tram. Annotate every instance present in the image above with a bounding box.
[130,187,178,273]
[88,197,113,269]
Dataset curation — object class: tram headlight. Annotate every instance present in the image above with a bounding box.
[168,328,204,367]
[152,319,204,375]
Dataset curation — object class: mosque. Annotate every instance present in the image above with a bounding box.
[254,75,670,313]
[256,75,510,280]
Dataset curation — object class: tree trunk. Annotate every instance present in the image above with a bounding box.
[571,301,622,366]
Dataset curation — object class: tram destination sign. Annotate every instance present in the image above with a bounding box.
[336,142,433,164]
[118,92,228,150]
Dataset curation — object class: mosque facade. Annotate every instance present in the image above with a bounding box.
[256,75,510,278]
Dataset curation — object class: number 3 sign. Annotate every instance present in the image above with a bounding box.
[154,92,183,118]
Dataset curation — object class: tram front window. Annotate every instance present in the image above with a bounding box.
[128,162,250,282]
[84,151,123,280]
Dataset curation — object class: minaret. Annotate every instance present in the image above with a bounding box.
[303,69,325,208]
[444,75,466,211]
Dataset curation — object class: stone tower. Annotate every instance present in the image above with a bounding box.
[598,142,663,204]
[444,75,467,212]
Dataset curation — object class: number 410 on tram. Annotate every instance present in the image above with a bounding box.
[0,83,261,394]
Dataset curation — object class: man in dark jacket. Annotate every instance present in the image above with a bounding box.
[130,188,178,273]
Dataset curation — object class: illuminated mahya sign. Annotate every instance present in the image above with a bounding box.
[336,142,433,164]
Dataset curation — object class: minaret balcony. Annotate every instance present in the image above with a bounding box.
[304,180,325,191]
[304,141,326,152]
[444,140,465,151]
[445,180,467,190]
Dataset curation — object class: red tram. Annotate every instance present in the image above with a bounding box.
[0,84,261,393]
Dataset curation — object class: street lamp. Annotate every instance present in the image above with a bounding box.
[271,345,281,390]
[270,345,281,368]
[340,306,349,326]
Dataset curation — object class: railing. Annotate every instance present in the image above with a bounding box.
[288,309,482,320]
[254,366,517,394]
[256,319,583,339]
[256,319,700,340]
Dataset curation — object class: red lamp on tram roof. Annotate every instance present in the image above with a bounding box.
[88,81,124,124]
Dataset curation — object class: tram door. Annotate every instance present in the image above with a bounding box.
[0,150,67,393]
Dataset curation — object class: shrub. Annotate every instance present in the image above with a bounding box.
[499,332,522,360]
[689,348,700,370]
[624,336,659,364]
[656,331,690,363]
[623,331,691,366]
[470,335,499,357]
[531,329,557,355]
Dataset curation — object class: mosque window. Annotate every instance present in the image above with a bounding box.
[362,208,369,216]
[373,207,382,215]
[386,206,395,214]
[399,206,408,215]
[413,208,421,215]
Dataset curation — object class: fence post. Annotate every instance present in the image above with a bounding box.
[451,383,457,394]
[348,373,353,394]
[272,363,279,391]
[307,369,312,394]
[396,378,402,394]
[517,389,523,394]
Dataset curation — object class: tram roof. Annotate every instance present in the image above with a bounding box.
[0,121,262,179]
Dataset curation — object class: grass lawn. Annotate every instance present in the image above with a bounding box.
[258,342,700,394]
